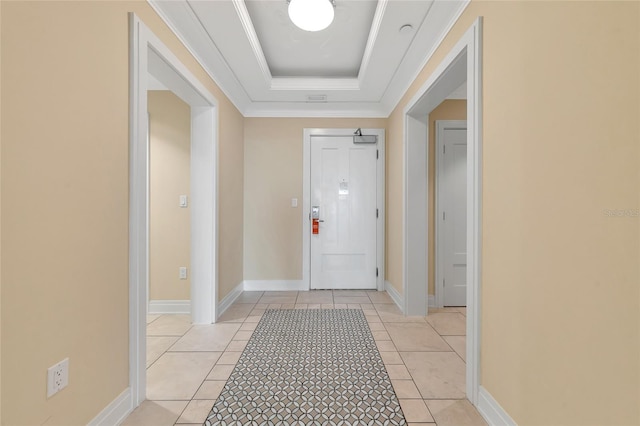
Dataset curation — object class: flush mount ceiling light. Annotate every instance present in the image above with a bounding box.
[288,0,336,32]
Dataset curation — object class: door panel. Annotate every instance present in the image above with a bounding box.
[438,122,467,306]
[310,136,377,289]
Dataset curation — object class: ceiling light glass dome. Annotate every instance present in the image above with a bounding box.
[288,0,335,32]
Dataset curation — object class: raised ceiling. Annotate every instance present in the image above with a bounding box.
[148,0,470,117]
[245,0,378,78]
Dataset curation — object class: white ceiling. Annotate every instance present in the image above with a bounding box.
[245,0,378,78]
[148,0,470,117]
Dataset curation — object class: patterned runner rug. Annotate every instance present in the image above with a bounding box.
[205,309,406,425]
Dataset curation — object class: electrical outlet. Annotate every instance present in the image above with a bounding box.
[179,267,188,280]
[47,358,69,398]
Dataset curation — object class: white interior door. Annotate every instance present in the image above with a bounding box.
[310,136,378,289]
[437,120,467,306]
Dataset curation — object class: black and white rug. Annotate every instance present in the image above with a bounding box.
[205,309,406,425]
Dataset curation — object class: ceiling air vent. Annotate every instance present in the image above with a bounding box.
[306,95,327,103]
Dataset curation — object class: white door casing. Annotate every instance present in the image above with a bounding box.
[310,136,378,289]
[303,128,385,292]
[130,13,218,408]
[436,120,467,307]
[403,18,482,404]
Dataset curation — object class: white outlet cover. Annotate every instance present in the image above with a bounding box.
[179,267,188,279]
[58,358,69,390]
[47,358,69,398]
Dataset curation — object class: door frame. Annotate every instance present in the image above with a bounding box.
[435,120,468,308]
[302,128,386,291]
[129,14,219,407]
[403,18,482,404]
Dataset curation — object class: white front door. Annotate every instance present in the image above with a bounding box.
[310,136,378,289]
[437,120,467,306]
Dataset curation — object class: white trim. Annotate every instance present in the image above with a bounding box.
[403,114,429,316]
[357,0,388,83]
[129,12,219,409]
[469,17,484,407]
[435,119,468,309]
[428,295,436,308]
[231,0,272,85]
[477,386,518,426]
[381,0,471,115]
[377,132,386,293]
[217,281,244,318]
[190,105,219,325]
[87,388,132,426]
[146,0,468,118]
[402,18,483,405]
[242,104,388,119]
[302,129,311,289]
[145,0,251,114]
[129,13,148,407]
[243,280,306,292]
[230,0,385,93]
[269,78,360,91]
[302,128,385,292]
[148,300,191,315]
[384,281,404,313]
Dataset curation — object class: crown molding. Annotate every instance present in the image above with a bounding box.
[380,0,471,115]
[147,0,470,118]
[147,0,252,114]
[232,0,369,93]
[270,77,360,91]
[232,0,273,85]
[243,102,388,118]
[357,0,388,83]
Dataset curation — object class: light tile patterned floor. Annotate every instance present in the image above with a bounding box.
[123,291,486,426]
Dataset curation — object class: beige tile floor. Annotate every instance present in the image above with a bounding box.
[122,291,487,426]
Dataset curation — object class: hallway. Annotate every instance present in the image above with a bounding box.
[122,291,486,425]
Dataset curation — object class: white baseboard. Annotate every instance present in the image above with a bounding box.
[428,295,436,308]
[148,299,190,314]
[384,281,404,313]
[243,280,306,292]
[87,388,132,426]
[217,281,244,318]
[477,386,517,426]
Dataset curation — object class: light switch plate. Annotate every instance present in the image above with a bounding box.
[179,195,188,208]
[291,198,298,208]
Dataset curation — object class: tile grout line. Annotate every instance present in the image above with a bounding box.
[378,309,460,418]
[146,315,193,370]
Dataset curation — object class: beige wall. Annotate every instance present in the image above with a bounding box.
[0,2,243,424]
[148,91,191,301]
[243,118,386,281]
[428,100,467,296]
[388,1,639,424]
[2,1,639,425]
[386,111,403,293]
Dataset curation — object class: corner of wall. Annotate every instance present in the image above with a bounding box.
[384,281,404,313]
[477,387,517,426]
[86,389,133,426]
[217,281,244,319]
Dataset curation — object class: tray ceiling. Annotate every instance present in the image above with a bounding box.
[148,0,470,117]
